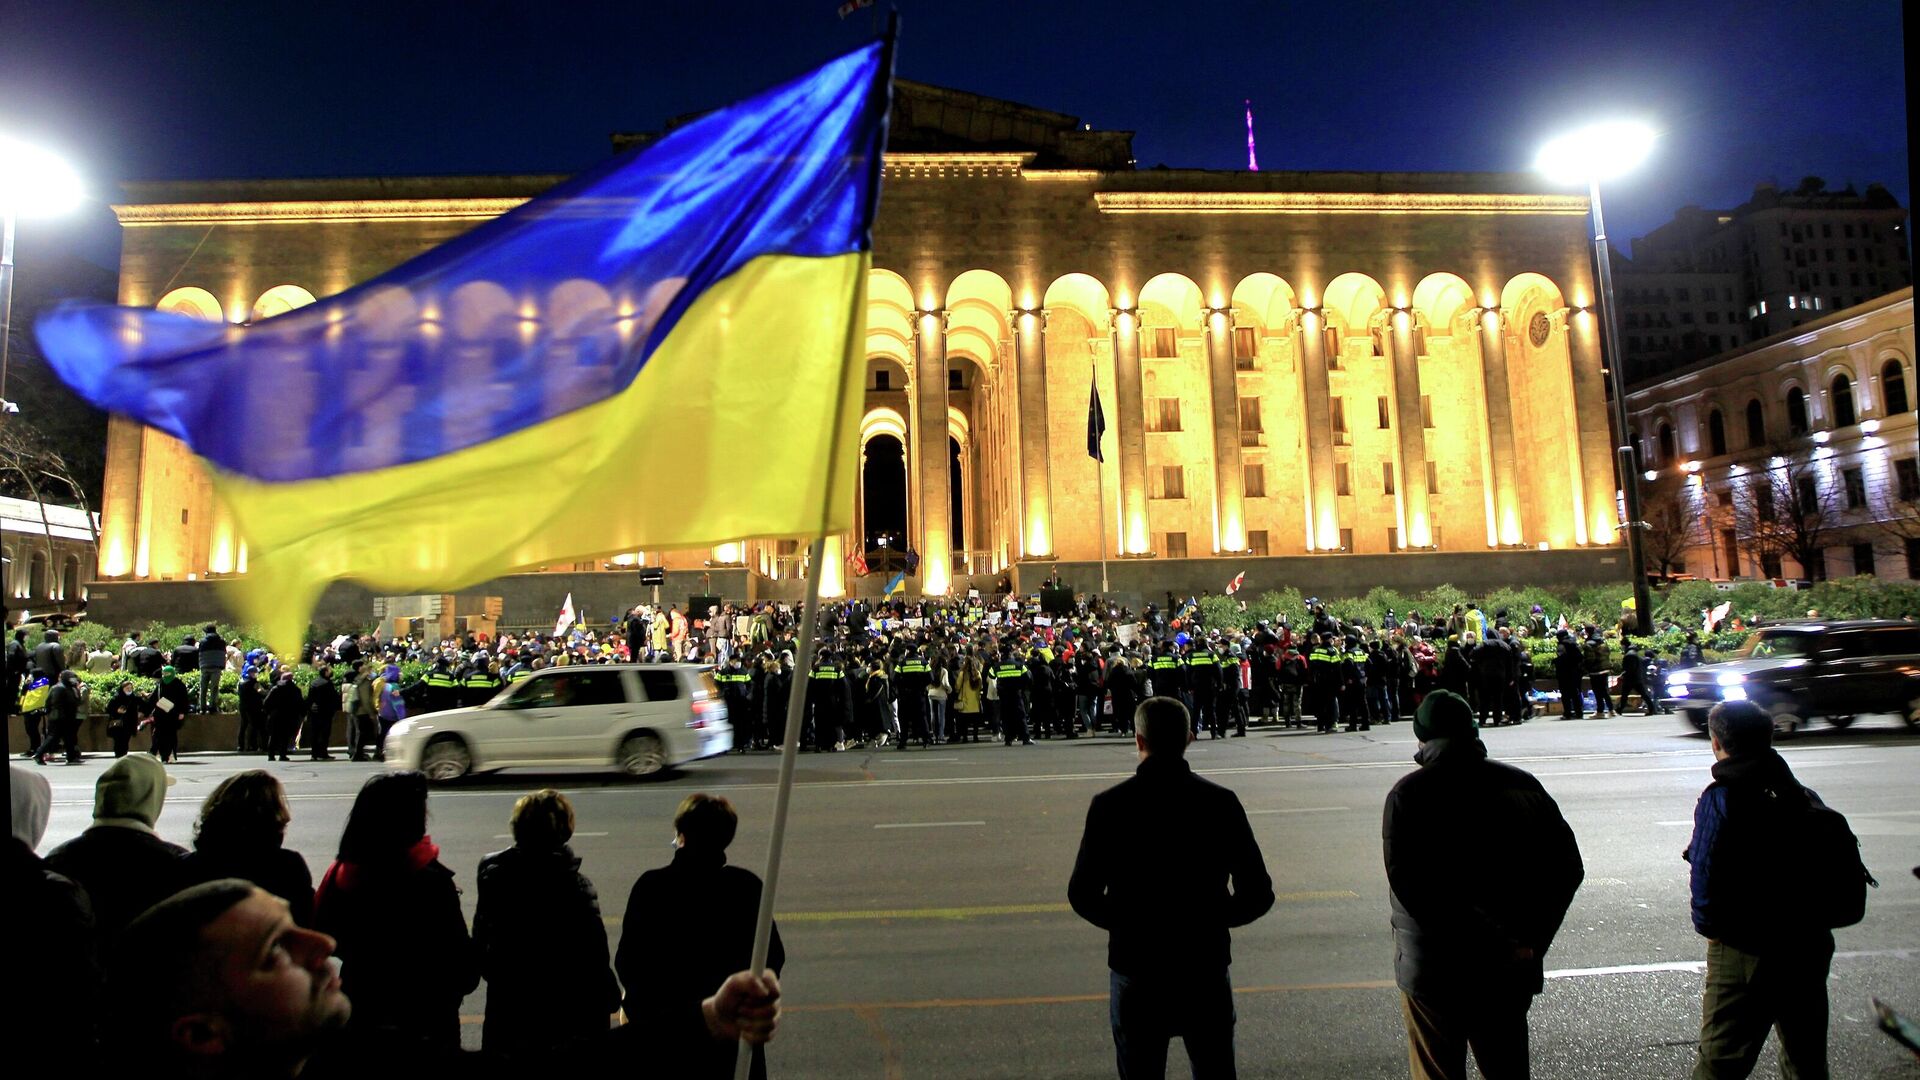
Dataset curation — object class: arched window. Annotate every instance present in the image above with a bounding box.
[1708,409,1727,456]
[1786,387,1809,435]
[1884,359,1911,415]
[1657,422,1676,463]
[1744,399,1766,447]
[1831,373,1856,427]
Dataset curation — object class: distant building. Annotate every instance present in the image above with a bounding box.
[1615,180,1911,382]
[2,496,98,607]
[1625,288,1916,582]
[93,80,1631,624]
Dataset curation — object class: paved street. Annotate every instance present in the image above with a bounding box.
[37,713,1920,1078]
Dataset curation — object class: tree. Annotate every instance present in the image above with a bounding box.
[1637,472,1708,578]
[0,420,64,597]
[1728,448,1845,581]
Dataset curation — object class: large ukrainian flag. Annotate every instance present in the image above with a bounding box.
[39,41,891,655]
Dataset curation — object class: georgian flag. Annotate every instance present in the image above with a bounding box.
[1225,571,1246,595]
[554,593,577,637]
[1705,601,1732,633]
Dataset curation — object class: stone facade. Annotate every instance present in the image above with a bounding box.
[95,83,1629,626]
[1625,287,1917,581]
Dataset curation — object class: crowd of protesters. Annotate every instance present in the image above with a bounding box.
[11,755,781,1078]
[10,589,1725,766]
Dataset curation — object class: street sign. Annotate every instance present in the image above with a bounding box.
[638,566,665,586]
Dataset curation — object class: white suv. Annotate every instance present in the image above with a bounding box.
[383,664,731,781]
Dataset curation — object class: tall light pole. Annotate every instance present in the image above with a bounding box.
[0,133,86,411]
[1536,120,1657,635]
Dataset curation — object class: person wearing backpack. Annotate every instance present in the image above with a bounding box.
[1684,700,1870,1079]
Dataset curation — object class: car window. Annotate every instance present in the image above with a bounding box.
[636,670,682,702]
[499,676,560,709]
[1829,629,1920,658]
[500,670,627,709]
[1740,632,1813,659]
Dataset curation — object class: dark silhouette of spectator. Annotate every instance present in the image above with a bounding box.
[179,770,315,926]
[312,772,477,1054]
[472,788,619,1056]
[9,766,99,1074]
[263,671,304,762]
[618,793,785,1080]
[44,752,187,943]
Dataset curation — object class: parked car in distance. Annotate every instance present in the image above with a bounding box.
[1663,620,1920,735]
[383,663,730,780]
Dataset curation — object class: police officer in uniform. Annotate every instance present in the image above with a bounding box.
[715,655,755,750]
[1341,636,1372,731]
[1307,634,1344,733]
[462,656,503,709]
[806,651,846,751]
[1147,644,1185,723]
[893,647,933,748]
[421,657,460,714]
[992,647,1032,746]
[1187,641,1222,738]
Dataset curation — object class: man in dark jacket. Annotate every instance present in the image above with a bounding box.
[44,752,188,942]
[618,793,784,1080]
[150,666,192,763]
[197,624,228,713]
[263,672,304,761]
[32,670,84,764]
[1469,632,1512,727]
[1684,701,1834,1079]
[1069,696,1274,1077]
[169,635,200,676]
[31,628,67,678]
[1382,690,1584,1079]
[237,666,266,753]
[306,666,343,760]
[1553,631,1585,719]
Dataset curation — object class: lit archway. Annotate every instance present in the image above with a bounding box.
[250,284,317,321]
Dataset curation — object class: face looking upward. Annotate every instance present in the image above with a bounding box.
[176,890,350,1064]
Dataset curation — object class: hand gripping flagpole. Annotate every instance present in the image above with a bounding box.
[737,21,897,1078]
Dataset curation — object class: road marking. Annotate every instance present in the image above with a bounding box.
[873,820,986,830]
[1539,760,1856,779]
[872,757,960,764]
[596,890,1360,927]
[1248,806,1349,815]
[490,831,608,840]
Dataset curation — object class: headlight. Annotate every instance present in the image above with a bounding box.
[1721,685,1748,701]
[1715,672,1743,687]
[387,719,415,739]
[1665,673,1687,689]
[1670,685,1690,698]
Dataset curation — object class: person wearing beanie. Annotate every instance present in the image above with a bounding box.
[1383,690,1584,1078]
[43,753,188,942]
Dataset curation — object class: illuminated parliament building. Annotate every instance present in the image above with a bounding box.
[92,82,1633,621]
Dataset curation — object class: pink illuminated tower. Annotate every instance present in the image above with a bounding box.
[1244,99,1259,171]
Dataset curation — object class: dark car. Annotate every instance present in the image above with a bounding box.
[1662,620,1920,735]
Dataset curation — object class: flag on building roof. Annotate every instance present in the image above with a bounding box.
[1087,380,1107,461]
[36,42,893,656]
[1225,571,1245,595]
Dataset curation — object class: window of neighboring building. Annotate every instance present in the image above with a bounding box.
[1907,537,1920,579]
[1232,326,1258,364]
[1797,476,1818,515]
[1338,527,1354,551]
[1426,461,1439,494]
[1382,462,1395,495]
[874,370,890,391]
[1248,530,1269,557]
[1893,457,1920,502]
[1243,463,1267,498]
[1387,527,1400,551]
[1149,397,1182,432]
[1716,490,1733,509]
[1744,399,1766,447]
[1851,542,1875,577]
[1708,409,1728,456]
[1760,552,1783,578]
[1154,465,1185,500]
[1377,396,1391,429]
[1831,374,1857,426]
[1787,388,1810,435]
[1658,422,1676,462]
[1164,532,1188,559]
[181,509,189,525]
[1755,483,1774,520]
[1334,462,1352,496]
[1420,395,1435,428]
[1323,325,1343,369]
[1842,466,1866,509]
[1331,397,1348,444]
[1148,327,1177,357]
[1239,396,1263,432]
[1883,360,1910,414]
[1722,528,1739,574]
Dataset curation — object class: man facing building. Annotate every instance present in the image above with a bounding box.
[1382,690,1584,1079]
[1069,696,1274,1078]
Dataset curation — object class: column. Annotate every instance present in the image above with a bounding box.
[1296,308,1340,549]
[1386,309,1432,547]
[1110,308,1150,554]
[1566,308,1622,545]
[1203,306,1246,551]
[914,308,952,594]
[1012,308,1053,556]
[1475,307,1522,545]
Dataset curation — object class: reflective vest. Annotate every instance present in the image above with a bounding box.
[810,666,842,680]
[507,668,532,683]
[895,659,930,675]
[1307,649,1340,665]
[1150,656,1180,672]
[992,663,1026,682]
[464,673,500,690]
[423,672,458,689]
[715,671,751,685]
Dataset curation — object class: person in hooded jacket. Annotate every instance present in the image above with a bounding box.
[178,769,315,926]
[1553,631,1586,720]
[44,752,188,943]
[9,766,99,1072]
[149,665,192,762]
[105,680,143,757]
[472,789,620,1056]
[33,670,85,764]
[1382,690,1584,1079]
[312,771,478,1054]
[305,665,343,761]
[237,666,266,753]
[618,793,784,1080]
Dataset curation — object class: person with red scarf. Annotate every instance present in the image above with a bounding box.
[313,772,477,1054]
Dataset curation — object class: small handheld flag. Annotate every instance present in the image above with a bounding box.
[1225,571,1246,595]
[1705,601,1732,632]
[1087,381,1107,461]
[554,593,577,637]
[37,42,892,656]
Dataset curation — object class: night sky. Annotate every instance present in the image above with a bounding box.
[1,0,1908,269]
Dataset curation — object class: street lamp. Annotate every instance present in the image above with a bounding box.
[0,133,86,410]
[1536,120,1657,635]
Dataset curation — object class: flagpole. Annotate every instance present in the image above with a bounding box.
[1094,355,1109,594]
